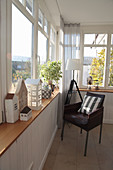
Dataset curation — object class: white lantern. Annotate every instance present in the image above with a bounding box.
[25,78,42,110]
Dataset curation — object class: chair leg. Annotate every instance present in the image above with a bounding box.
[84,131,89,156]
[99,123,103,144]
[61,120,65,141]
[80,128,82,134]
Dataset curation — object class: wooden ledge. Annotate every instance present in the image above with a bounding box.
[0,89,59,157]
[79,88,113,93]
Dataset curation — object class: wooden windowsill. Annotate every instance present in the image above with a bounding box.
[79,88,113,93]
[0,89,59,157]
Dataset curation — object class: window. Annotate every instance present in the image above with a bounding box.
[82,33,113,89]
[12,4,33,88]
[44,18,48,34]
[64,33,80,63]
[38,9,43,28]
[26,0,33,15]
[50,26,56,61]
[19,0,34,15]
[108,34,113,87]
[38,30,48,65]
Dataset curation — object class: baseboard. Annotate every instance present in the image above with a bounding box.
[39,125,58,170]
[103,119,113,124]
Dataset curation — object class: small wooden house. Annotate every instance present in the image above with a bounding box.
[25,78,42,110]
[5,93,19,123]
[15,79,28,112]
[15,79,32,121]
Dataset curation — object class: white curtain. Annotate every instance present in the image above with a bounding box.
[57,23,81,128]
[64,24,81,97]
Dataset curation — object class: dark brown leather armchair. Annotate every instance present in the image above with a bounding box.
[61,92,105,156]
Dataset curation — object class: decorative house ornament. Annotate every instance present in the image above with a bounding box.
[20,106,32,121]
[16,79,32,121]
[5,93,19,123]
[25,78,42,110]
[15,79,28,112]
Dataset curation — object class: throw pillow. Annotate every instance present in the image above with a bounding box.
[79,95,102,115]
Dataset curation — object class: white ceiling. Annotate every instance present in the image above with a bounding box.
[45,0,113,26]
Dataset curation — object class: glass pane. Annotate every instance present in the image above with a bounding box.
[72,34,76,45]
[50,27,55,42]
[50,27,52,41]
[65,47,71,63]
[108,48,113,86]
[44,18,48,34]
[83,47,106,86]
[38,30,48,65]
[111,34,113,45]
[53,30,56,42]
[50,42,55,61]
[26,0,33,15]
[12,4,32,87]
[38,9,43,28]
[72,47,76,58]
[84,34,107,45]
[65,34,70,45]
[19,0,24,4]
[60,29,64,44]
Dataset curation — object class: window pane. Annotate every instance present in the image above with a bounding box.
[26,0,33,15]
[12,4,32,87]
[65,34,69,45]
[65,47,71,63]
[38,9,43,28]
[108,48,113,86]
[19,0,24,4]
[50,27,56,42]
[53,30,56,42]
[111,34,113,45]
[44,18,48,34]
[84,34,107,45]
[72,34,76,45]
[83,47,106,86]
[50,42,55,61]
[38,30,48,65]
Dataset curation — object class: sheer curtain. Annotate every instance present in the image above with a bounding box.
[64,24,81,98]
[57,23,81,128]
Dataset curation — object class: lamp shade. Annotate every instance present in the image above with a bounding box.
[66,59,80,71]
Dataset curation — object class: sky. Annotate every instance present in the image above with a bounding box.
[12,4,32,59]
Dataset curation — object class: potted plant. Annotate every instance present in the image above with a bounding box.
[40,60,62,91]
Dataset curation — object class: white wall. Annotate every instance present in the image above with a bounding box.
[0,95,59,170]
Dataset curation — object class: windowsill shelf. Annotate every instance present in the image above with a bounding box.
[79,88,113,93]
[0,89,59,157]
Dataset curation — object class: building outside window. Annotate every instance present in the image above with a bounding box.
[12,4,33,88]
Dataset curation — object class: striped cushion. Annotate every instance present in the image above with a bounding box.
[79,95,102,115]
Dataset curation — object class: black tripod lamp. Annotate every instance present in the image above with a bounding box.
[65,59,83,104]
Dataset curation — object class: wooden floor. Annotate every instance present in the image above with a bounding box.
[43,123,113,170]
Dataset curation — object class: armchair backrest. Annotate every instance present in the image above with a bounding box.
[86,92,105,108]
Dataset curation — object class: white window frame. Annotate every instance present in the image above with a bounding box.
[9,0,38,87]
[80,25,113,90]
[38,8,50,63]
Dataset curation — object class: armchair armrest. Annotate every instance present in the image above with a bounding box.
[88,107,104,120]
[64,102,82,114]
